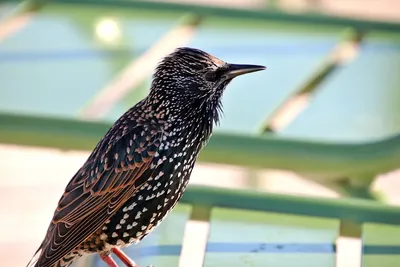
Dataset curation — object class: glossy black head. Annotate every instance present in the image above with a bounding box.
[151,47,265,98]
[148,47,265,131]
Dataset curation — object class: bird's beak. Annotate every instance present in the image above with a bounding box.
[224,63,266,80]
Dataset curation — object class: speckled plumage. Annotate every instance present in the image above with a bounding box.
[27,47,265,267]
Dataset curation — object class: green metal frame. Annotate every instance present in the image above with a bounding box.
[1,113,399,181]
[6,0,400,32]
[182,185,400,225]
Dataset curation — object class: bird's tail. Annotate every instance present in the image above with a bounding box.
[26,246,43,267]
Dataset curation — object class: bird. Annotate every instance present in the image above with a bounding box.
[26,47,265,267]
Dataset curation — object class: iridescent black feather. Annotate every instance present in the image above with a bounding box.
[27,47,265,267]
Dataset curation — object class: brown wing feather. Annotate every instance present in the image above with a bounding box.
[36,124,162,267]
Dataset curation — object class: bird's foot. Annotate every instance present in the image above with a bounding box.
[100,247,153,267]
[99,253,119,267]
[112,247,139,267]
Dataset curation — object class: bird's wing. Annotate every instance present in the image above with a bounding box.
[36,123,163,267]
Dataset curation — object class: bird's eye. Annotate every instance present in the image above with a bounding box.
[204,70,217,82]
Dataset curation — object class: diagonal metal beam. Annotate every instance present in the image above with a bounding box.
[0,12,32,42]
[0,0,45,42]
[79,14,202,120]
[261,28,365,133]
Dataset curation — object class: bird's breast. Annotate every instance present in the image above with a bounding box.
[94,140,199,250]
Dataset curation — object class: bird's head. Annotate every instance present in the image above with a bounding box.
[151,47,265,99]
[148,47,265,128]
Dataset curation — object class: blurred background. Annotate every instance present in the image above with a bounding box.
[1,0,400,267]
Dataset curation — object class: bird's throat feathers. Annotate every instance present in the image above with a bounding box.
[145,88,222,143]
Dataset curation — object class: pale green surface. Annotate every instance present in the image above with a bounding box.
[363,223,400,245]
[203,207,339,267]
[207,208,339,242]
[205,254,335,267]
[362,223,400,267]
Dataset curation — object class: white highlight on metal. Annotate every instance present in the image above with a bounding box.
[94,17,122,45]
[179,219,210,267]
[336,236,362,267]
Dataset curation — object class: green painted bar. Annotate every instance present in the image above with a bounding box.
[181,185,400,224]
[18,0,400,33]
[1,113,400,179]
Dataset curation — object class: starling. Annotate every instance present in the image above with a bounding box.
[26,47,265,267]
